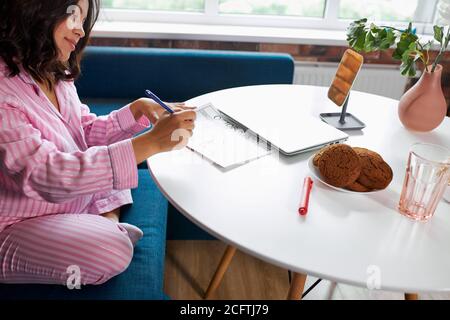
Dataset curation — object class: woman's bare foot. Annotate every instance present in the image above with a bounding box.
[119,223,144,246]
[101,207,144,246]
[101,207,121,222]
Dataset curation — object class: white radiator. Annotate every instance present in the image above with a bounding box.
[294,62,408,100]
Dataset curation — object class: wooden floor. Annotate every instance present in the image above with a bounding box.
[164,240,290,300]
[164,240,450,300]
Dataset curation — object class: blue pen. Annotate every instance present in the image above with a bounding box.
[145,89,175,114]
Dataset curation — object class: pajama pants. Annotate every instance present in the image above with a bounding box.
[0,213,134,286]
[0,188,135,286]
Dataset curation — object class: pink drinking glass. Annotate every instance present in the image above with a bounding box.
[398,143,450,221]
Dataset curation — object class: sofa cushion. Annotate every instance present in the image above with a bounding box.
[76,46,294,101]
[0,169,167,299]
[83,99,127,116]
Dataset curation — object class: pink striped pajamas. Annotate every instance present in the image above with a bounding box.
[0,60,151,285]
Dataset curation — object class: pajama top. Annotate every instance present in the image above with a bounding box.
[0,59,150,233]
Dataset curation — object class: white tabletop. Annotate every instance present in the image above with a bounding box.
[147,85,450,293]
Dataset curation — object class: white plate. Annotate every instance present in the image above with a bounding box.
[307,155,382,194]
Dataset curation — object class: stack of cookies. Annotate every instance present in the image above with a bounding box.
[313,144,393,192]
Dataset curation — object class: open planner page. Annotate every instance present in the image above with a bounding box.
[187,103,272,169]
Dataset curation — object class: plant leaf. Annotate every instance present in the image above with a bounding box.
[379,28,396,50]
[347,19,369,52]
[400,58,416,77]
[393,31,418,61]
[434,25,444,43]
[423,40,433,51]
[364,29,375,51]
[406,22,413,34]
[399,42,421,77]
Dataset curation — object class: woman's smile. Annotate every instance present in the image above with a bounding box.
[64,37,77,51]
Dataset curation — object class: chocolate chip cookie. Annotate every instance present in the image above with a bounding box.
[317,144,361,188]
[353,148,393,190]
[313,145,332,167]
[346,181,372,192]
[353,147,383,161]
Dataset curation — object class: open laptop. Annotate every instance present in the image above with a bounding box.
[219,107,349,156]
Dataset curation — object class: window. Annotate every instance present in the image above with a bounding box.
[436,0,450,24]
[339,0,420,22]
[218,0,326,18]
[101,0,205,12]
[100,0,443,34]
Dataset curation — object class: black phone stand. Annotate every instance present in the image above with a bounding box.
[319,93,366,130]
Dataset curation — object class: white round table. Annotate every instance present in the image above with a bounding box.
[147,85,450,298]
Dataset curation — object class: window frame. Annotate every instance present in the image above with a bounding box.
[99,0,440,35]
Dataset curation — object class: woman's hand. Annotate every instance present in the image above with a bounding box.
[129,98,196,124]
[148,109,196,152]
[131,109,197,164]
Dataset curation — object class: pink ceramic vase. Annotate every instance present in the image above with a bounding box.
[398,64,448,132]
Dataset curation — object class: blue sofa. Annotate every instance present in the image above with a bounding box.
[0,46,294,299]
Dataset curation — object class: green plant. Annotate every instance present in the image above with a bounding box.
[347,18,450,77]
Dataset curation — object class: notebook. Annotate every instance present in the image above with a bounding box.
[188,103,272,168]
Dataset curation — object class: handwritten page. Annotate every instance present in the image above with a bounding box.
[187,103,272,169]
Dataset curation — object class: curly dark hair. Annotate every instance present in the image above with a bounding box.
[0,0,100,89]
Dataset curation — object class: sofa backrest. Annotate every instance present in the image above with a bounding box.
[75,46,294,102]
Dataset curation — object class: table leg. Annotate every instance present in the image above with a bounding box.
[287,272,308,300]
[405,293,419,300]
[204,245,237,299]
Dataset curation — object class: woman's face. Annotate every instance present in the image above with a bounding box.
[54,0,89,62]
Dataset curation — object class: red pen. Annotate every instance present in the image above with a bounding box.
[298,176,313,216]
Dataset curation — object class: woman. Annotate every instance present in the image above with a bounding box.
[0,0,196,285]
